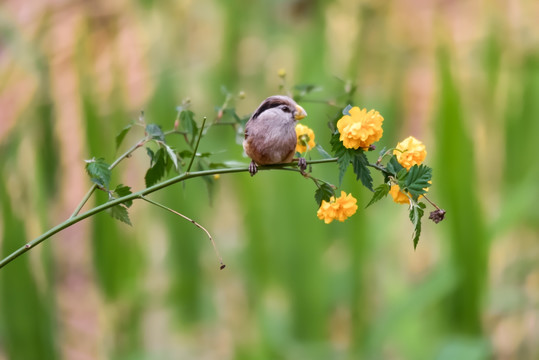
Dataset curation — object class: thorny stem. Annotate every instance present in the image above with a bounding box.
[0,158,338,269]
[139,195,226,270]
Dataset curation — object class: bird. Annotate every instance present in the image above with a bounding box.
[243,95,308,176]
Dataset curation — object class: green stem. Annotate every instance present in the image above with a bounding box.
[186,117,207,173]
[70,139,147,219]
[0,158,338,269]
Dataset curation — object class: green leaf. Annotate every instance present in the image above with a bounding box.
[366,183,390,208]
[180,110,198,143]
[401,164,432,199]
[108,204,132,226]
[387,155,404,176]
[146,147,155,163]
[85,158,111,189]
[409,202,426,249]
[314,182,335,207]
[113,184,133,208]
[397,168,408,181]
[115,122,133,150]
[330,132,350,186]
[162,143,179,172]
[342,104,352,116]
[351,151,373,191]
[145,124,165,141]
[145,148,166,187]
[315,144,332,159]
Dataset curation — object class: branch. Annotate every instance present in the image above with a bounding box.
[70,138,147,218]
[0,158,338,269]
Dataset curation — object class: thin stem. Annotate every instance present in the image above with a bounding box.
[0,158,338,269]
[422,194,441,210]
[186,117,207,173]
[140,196,225,270]
[70,139,147,218]
[70,185,98,218]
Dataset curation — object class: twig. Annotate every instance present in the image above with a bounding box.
[139,196,225,270]
[70,138,146,218]
[186,117,207,173]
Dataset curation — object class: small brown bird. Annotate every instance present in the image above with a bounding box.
[243,95,308,176]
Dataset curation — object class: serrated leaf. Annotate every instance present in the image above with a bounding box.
[108,204,132,226]
[145,148,166,187]
[115,122,133,150]
[342,104,352,116]
[402,164,432,199]
[387,155,404,176]
[114,184,133,208]
[366,183,390,208]
[314,182,335,207]
[409,202,426,249]
[337,151,351,186]
[145,124,165,141]
[85,158,111,189]
[351,151,373,191]
[397,168,408,181]
[330,132,350,186]
[315,144,332,159]
[163,143,179,172]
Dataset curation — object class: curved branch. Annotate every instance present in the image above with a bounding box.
[0,158,338,269]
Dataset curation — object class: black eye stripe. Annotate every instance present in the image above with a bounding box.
[251,98,294,120]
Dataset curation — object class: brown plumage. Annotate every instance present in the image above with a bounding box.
[243,95,307,176]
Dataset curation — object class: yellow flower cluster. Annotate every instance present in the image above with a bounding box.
[317,191,358,224]
[337,107,384,150]
[295,124,316,153]
[394,136,427,170]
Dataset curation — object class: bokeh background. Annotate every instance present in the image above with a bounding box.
[1,0,538,359]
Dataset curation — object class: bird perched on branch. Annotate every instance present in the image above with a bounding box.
[243,95,308,176]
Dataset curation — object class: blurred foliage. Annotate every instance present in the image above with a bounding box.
[1,1,539,359]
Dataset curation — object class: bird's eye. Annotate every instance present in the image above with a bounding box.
[280,105,292,113]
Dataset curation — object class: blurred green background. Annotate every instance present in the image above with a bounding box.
[1,0,538,359]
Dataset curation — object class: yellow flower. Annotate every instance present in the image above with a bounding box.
[295,124,316,153]
[337,107,384,150]
[394,136,427,170]
[389,185,411,204]
[317,191,358,224]
[278,68,286,78]
[389,182,431,205]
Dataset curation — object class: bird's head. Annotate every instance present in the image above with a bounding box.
[250,95,307,123]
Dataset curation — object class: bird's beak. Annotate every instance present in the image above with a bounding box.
[295,105,307,120]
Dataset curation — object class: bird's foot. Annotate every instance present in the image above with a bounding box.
[249,160,258,177]
[297,157,307,175]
